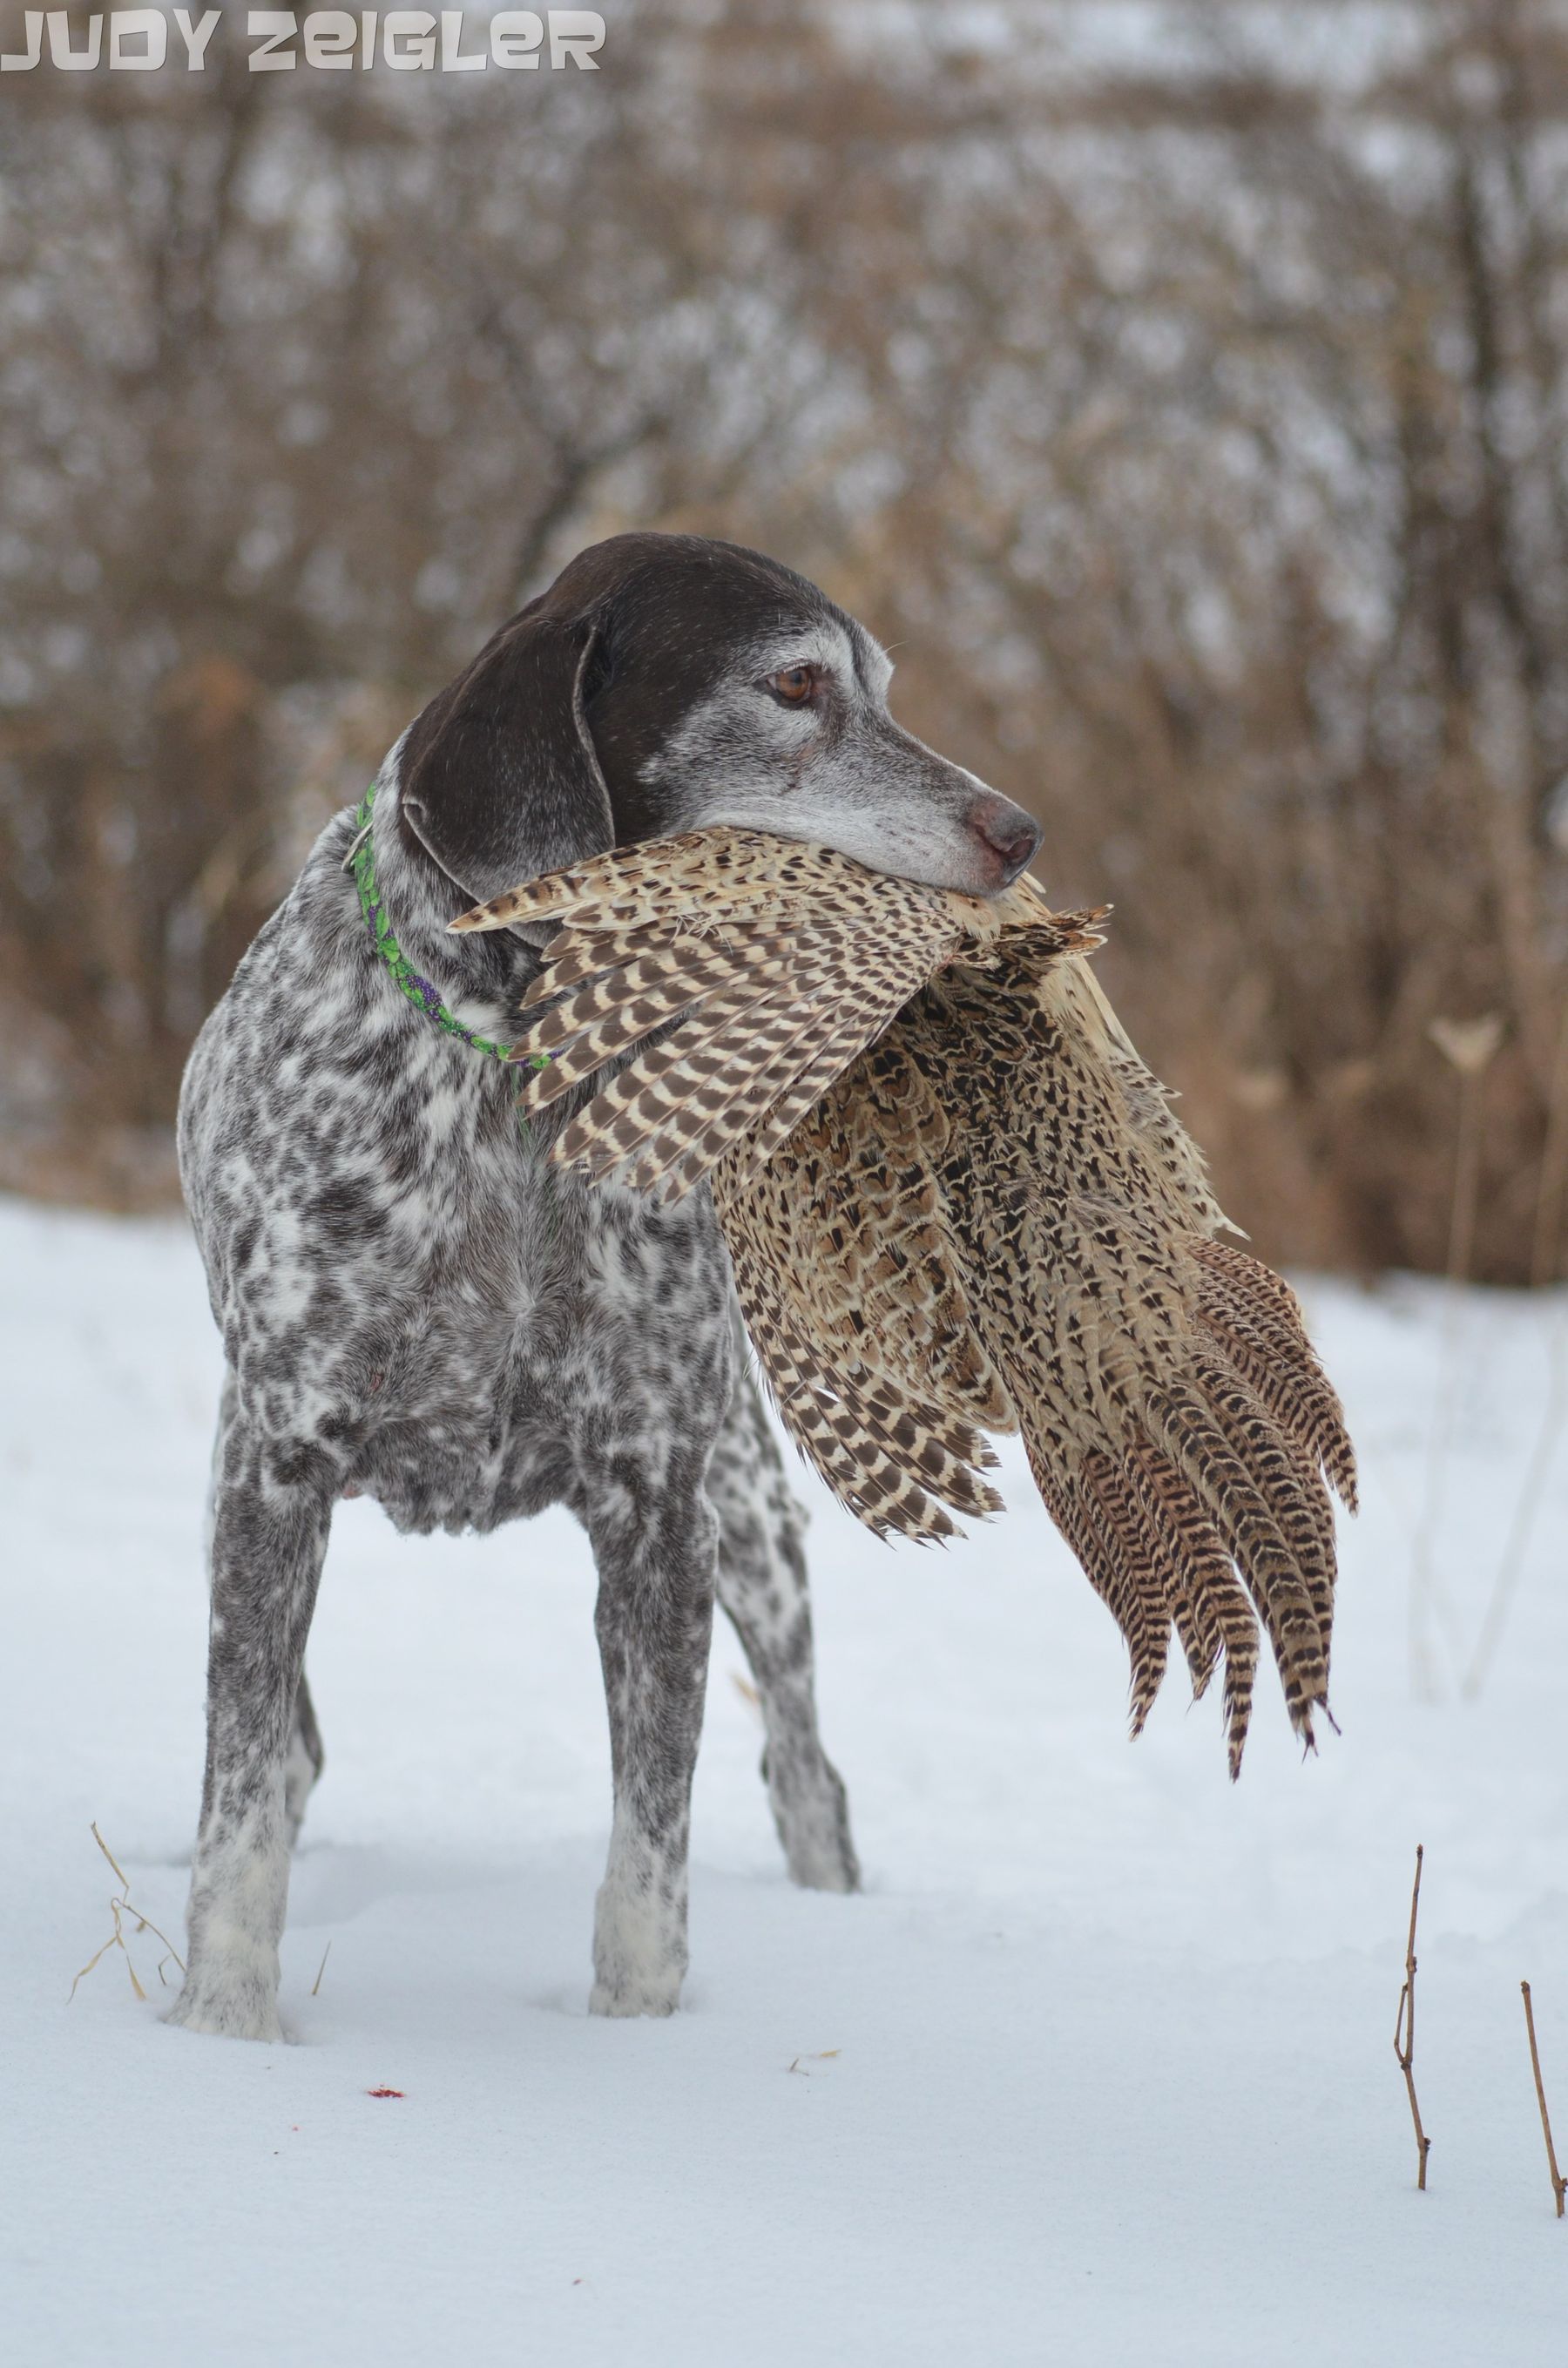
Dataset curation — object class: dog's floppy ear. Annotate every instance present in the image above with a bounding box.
[398,599,613,904]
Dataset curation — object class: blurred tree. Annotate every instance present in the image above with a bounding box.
[3,0,1567,1281]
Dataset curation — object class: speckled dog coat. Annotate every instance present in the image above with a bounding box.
[167,531,1044,2041]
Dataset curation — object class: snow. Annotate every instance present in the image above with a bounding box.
[3,1194,1565,2365]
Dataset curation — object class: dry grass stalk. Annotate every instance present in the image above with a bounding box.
[1393,1844,1432,2190]
[1409,1017,1505,1699]
[311,1940,332,1998]
[69,1823,185,2004]
[1520,1982,1566,2219]
[1463,1316,1568,1701]
[1461,986,1568,1702]
[1530,996,1568,1289]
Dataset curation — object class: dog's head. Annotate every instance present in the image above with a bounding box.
[400,532,1041,905]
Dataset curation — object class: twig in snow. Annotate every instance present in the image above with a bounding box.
[311,1940,332,1997]
[1521,1982,1566,2219]
[1393,1844,1432,2190]
[70,1822,185,2004]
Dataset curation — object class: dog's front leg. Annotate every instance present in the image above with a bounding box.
[585,1472,718,2017]
[168,1421,335,2043]
[707,1376,861,1895]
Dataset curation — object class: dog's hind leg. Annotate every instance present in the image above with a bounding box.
[707,1363,861,1894]
[283,1672,325,1847]
[168,1411,335,2043]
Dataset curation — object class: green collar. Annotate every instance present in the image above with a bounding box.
[348,781,549,1072]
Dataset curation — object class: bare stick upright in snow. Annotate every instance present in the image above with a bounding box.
[1520,1982,1566,2219]
[1393,1844,1432,2190]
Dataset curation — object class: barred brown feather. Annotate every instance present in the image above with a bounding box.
[453,828,1355,1770]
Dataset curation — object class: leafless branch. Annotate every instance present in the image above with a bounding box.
[1521,1981,1566,2219]
[1393,1844,1432,2190]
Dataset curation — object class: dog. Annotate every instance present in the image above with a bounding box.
[169,531,1043,2040]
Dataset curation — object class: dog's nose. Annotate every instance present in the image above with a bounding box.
[969,795,1043,884]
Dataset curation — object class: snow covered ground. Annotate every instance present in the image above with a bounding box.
[3,1194,1565,2365]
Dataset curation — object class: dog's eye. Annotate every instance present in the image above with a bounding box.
[767,665,818,706]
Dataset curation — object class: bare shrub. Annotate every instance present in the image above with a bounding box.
[3,2,1567,1280]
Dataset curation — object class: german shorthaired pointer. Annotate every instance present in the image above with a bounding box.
[169,531,1042,2040]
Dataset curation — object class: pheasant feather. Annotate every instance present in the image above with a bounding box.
[453,828,1355,1771]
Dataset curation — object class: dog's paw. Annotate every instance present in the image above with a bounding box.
[166,1974,285,2044]
[769,1753,862,1893]
[589,1977,681,2019]
[591,1874,687,2017]
[785,1838,861,1894]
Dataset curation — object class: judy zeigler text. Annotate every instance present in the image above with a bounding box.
[0,10,606,72]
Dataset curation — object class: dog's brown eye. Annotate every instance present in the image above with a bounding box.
[769,666,816,705]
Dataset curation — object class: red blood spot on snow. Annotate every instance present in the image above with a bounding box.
[366,2087,404,2099]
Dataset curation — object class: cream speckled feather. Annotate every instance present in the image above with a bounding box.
[453,829,1356,1772]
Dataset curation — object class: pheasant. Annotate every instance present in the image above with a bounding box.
[452,829,1355,1774]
